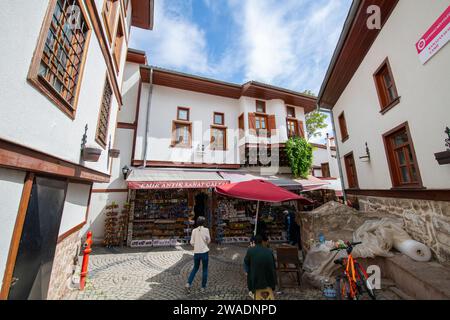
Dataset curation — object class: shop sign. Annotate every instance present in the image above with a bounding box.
[128,180,229,190]
[416,5,450,64]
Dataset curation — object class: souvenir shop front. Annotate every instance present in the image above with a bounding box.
[125,169,228,248]
[214,172,306,245]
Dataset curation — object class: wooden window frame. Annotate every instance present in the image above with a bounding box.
[286,119,299,138]
[373,58,400,114]
[286,106,296,118]
[210,125,227,151]
[95,74,113,148]
[177,107,190,121]
[213,112,224,126]
[255,113,269,136]
[27,0,92,120]
[382,122,424,189]
[256,100,266,113]
[238,113,245,140]
[102,0,119,45]
[344,152,359,189]
[171,120,192,148]
[338,111,349,142]
[112,14,125,74]
[321,162,331,178]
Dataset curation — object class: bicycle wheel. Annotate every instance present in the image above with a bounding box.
[335,275,351,300]
[355,263,376,300]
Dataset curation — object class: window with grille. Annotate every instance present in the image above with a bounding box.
[96,78,113,147]
[29,0,90,118]
[383,124,422,188]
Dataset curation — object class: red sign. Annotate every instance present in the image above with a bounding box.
[416,5,450,64]
[128,180,229,190]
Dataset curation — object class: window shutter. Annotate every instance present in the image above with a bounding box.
[268,115,276,137]
[248,113,256,134]
[298,120,305,138]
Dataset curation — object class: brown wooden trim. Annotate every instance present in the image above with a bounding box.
[0,138,110,183]
[27,0,92,120]
[131,79,142,163]
[117,122,136,129]
[177,107,190,121]
[286,106,296,118]
[0,173,34,300]
[131,0,154,30]
[382,122,424,189]
[379,96,401,115]
[92,188,129,193]
[338,111,349,142]
[112,13,126,74]
[57,222,86,244]
[85,0,123,107]
[171,120,192,148]
[213,112,225,125]
[126,49,146,64]
[373,57,400,112]
[310,143,327,150]
[346,189,450,202]
[210,125,228,151]
[344,151,359,189]
[132,160,241,169]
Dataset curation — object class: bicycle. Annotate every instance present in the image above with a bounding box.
[330,241,376,300]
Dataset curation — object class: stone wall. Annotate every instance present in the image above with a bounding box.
[358,196,450,263]
[47,231,81,300]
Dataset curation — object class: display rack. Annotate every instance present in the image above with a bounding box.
[128,189,192,247]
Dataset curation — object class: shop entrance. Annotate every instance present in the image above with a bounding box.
[8,176,67,300]
[194,192,208,221]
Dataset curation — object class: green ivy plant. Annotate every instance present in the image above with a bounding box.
[285,137,313,178]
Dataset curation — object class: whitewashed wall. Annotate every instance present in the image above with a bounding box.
[332,0,450,189]
[0,168,26,290]
[0,0,127,176]
[58,183,92,236]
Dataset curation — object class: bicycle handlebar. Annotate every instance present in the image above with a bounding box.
[329,241,362,252]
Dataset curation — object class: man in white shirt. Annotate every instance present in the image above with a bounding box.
[185,216,211,293]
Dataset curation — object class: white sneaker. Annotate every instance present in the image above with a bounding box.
[200,287,206,293]
[248,291,254,299]
[185,284,191,294]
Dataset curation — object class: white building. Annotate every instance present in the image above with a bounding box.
[0,0,154,300]
[318,0,450,261]
[87,52,318,244]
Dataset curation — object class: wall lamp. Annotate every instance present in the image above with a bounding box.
[122,165,131,180]
[359,142,371,162]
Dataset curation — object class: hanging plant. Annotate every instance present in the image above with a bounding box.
[285,137,313,178]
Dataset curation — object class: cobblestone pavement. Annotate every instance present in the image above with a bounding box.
[62,244,324,300]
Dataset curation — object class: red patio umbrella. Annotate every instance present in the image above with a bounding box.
[215,179,312,236]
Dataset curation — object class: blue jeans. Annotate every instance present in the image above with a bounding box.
[188,252,209,288]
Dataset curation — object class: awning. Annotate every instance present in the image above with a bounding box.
[127,168,228,189]
[216,180,312,204]
[219,172,303,190]
[294,175,330,192]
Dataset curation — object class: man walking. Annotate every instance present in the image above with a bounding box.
[244,235,277,299]
[186,216,210,293]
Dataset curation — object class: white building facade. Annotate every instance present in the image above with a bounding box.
[318,0,450,261]
[0,0,154,300]
[87,53,317,243]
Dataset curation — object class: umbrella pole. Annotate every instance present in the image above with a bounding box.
[253,201,260,236]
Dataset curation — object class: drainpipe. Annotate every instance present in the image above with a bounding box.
[318,106,347,204]
[142,67,154,168]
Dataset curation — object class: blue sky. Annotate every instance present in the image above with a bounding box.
[130,0,352,143]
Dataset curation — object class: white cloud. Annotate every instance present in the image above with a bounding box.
[130,0,210,74]
[229,0,350,94]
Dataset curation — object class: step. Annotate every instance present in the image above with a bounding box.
[361,254,450,300]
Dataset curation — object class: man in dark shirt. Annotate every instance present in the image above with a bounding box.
[244,235,277,296]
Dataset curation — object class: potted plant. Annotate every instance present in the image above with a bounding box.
[82,146,102,162]
[109,148,120,158]
[434,127,450,165]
